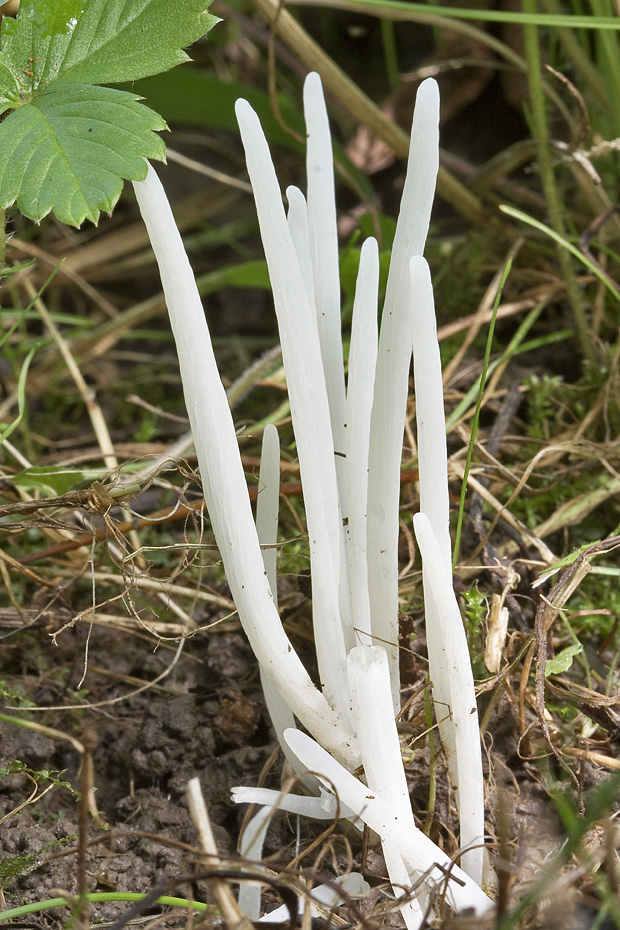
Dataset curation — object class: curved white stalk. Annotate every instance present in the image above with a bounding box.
[259,873,369,924]
[304,72,348,502]
[238,806,272,919]
[409,254,456,796]
[346,239,379,645]
[231,785,356,822]
[235,98,351,725]
[132,164,357,768]
[257,423,280,599]
[348,646,424,928]
[256,424,301,772]
[412,512,485,884]
[285,186,314,310]
[366,78,440,707]
[285,729,492,916]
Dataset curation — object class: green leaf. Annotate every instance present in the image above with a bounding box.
[0,344,36,445]
[0,0,217,225]
[1,0,218,91]
[193,260,272,298]
[545,644,583,677]
[0,57,23,115]
[220,260,271,289]
[0,84,166,224]
[18,0,86,38]
[10,465,102,495]
[132,68,307,148]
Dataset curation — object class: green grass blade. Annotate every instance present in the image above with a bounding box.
[501,204,620,304]
[324,0,620,29]
[0,892,208,921]
[452,259,512,570]
[0,345,37,446]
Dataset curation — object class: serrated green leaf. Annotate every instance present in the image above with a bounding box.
[0,56,23,115]
[0,84,166,225]
[0,0,218,93]
[545,644,583,677]
[19,0,86,37]
[0,0,218,226]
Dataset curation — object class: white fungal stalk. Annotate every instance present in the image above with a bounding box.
[236,97,351,721]
[256,424,301,775]
[134,68,488,923]
[238,806,272,920]
[367,78,440,708]
[132,165,358,770]
[413,513,486,883]
[346,238,379,645]
[284,729,493,916]
[410,256,485,883]
[348,646,424,928]
[234,72,484,913]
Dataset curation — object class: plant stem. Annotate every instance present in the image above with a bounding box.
[590,0,620,142]
[522,0,596,363]
[380,18,399,89]
[423,682,437,835]
[541,0,608,106]
[0,208,6,271]
[452,259,512,571]
[0,894,209,922]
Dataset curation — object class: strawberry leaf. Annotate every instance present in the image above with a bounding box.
[0,0,217,225]
[19,0,87,38]
[0,84,166,225]
[5,0,218,90]
[0,56,22,115]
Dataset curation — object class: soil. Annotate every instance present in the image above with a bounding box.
[0,620,275,924]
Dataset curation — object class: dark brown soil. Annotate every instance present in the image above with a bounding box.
[0,620,275,924]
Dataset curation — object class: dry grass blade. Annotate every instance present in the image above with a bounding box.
[187,778,255,930]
